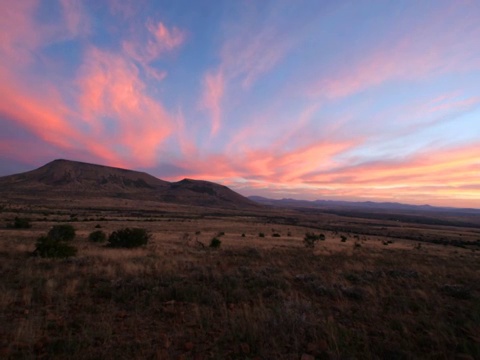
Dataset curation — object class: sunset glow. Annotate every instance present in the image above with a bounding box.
[1,1,479,207]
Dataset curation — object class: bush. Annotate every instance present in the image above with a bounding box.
[259,232,265,238]
[89,230,107,243]
[108,228,151,248]
[6,217,31,229]
[33,236,77,258]
[48,224,76,241]
[304,232,325,248]
[341,235,347,242]
[210,237,221,248]
[272,233,281,237]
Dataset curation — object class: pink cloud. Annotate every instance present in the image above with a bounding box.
[78,47,174,166]
[0,67,126,168]
[200,71,225,136]
[108,0,143,19]
[0,0,41,65]
[59,0,90,39]
[123,20,185,65]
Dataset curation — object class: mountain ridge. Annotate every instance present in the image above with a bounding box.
[0,159,259,209]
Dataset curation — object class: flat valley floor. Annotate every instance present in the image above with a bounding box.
[1,199,479,359]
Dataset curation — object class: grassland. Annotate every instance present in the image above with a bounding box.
[1,201,479,359]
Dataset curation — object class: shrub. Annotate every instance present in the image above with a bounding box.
[6,217,32,229]
[33,236,77,258]
[341,235,347,242]
[259,232,265,238]
[89,230,107,243]
[108,228,151,248]
[217,231,225,237]
[210,237,221,248]
[95,224,102,229]
[241,233,246,237]
[272,233,281,237]
[304,232,325,248]
[48,224,76,241]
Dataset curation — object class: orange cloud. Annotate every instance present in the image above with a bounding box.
[299,143,480,206]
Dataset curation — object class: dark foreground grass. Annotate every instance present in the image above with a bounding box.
[1,240,479,359]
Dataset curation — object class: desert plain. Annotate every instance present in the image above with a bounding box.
[1,192,479,360]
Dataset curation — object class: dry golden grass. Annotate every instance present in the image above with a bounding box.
[1,203,479,359]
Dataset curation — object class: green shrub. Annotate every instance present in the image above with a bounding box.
[89,230,107,243]
[304,232,325,248]
[259,232,265,238]
[33,236,77,258]
[108,228,151,248]
[210,237,221,248]
[6,217,32,229]
[48,224,76,241]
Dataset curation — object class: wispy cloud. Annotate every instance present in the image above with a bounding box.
[200,71,224,136]
[306,4,480,100]
[78,47,175,165]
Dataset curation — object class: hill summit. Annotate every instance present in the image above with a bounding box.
[0,159,257,209]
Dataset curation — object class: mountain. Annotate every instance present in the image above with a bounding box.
[248,196,480,215]
[0,159,258,209]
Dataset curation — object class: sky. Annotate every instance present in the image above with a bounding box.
[0,0,479,208]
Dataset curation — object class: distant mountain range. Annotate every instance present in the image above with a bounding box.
[248,196,480,215]
[0,159,259,209]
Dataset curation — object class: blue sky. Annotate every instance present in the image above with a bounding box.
[0,0,479,207]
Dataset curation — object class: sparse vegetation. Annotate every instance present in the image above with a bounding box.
[210,237,222,248]
[89,230,107,242]
[1,198,480,359]
[304,232,325,248]
[107,227,151,248]
[48,224,76,241]
[6,216,31,229]
[33,235,78,258]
